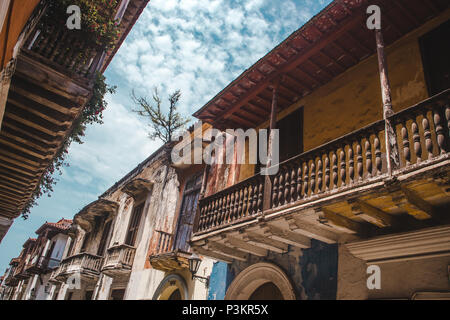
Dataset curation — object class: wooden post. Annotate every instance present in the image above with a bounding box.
[263,81,280,212]
[375,29,399,175]
[193,165,210,233]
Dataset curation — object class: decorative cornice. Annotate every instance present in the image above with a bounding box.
[346,225,450,263]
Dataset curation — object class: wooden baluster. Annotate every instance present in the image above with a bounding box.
[233,189,239,221]
[303,162,309,197]
[412,119,422,163]
[238,188,244,219]
[325,153,331,191]
[284,167,291,204]
[317,157,323,192]
[217,197,223,225]
[257,179,264,212]
[278,169,285,205]
[199,204,207,230]
[340,148,346,187]
[365,138,373,178]
[247,185,254,215]
[207,200,214,228]
[446,105,450,138]
[356,141,363,181]
[208,200,215,228]
[249,182,257,214]
[374,135,382,175]
[331,151,338,189]
[253,182,259,214]
[219,195,226,224]
[214,198,220,227]
[228,190,235,222]
[296,164,302,200]
[242,186,248,217]
[310,160,316,195]
[400,122,410,166]
[225,194,232,223]
[348,144,354,184]
[433,108,447,154]
[290,165,297,202]
[206,199,214,229]
[423,114,433,159]
[272,175,279,208]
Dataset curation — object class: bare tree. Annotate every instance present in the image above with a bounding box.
[131,87,190,143]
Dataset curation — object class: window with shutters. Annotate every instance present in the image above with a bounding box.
[173,174,202,253]
[97,220,112,256]
[125,203,144,246]
[80,232,90,253]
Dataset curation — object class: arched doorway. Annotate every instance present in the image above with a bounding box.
[249,282,283,300]
[168,289,182,300]
[225,262,296,300]
[152,274,188,300]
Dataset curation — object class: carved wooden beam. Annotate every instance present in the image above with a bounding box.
[205,241,248,262]
[262,223,311,249]
[349,200,395,228]
[192,246,233,264]
[286,217,338,244]
[400,186,438,219]
[244,231,289,254]
[224,235,268,257]
[318,208,363,234]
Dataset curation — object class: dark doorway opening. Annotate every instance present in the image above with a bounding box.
[249,282,283,300]
[110,288,125,300]
[420,19,450,96]
[168,289,182,300]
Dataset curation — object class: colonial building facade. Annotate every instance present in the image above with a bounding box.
[1,0,450,300]
[190,0,450,300]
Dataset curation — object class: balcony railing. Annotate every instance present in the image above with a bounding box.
[195,89,450,234]
[154,231,173,255]
[102,244,136,274]
[149,231,192,272]
[54,253,103,281]
[25,256,61,274]
[22,1,104,79]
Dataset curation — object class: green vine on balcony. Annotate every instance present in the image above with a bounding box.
[41,0,121,50]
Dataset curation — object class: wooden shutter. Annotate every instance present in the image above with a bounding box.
[173,174,202,252]
[97,220,112,256]
[125,203,144,246]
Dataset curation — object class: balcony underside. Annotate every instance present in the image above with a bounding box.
[101,264,132,278]
[0,51,92,220]
[54,268,100,284]
[149,251,191,272]
[192,159,450,262]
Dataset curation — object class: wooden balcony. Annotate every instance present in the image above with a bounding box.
[101,244,136,278]
[53,253,103,283]
[149,231,191,272]
[191,90,450,262]
[25,256,60,275]
[12,259,32,281]
[0,2,99,221]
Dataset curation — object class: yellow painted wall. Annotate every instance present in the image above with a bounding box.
[233,10,450,185]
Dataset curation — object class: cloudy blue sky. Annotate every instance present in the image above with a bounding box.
[0,0,332,273]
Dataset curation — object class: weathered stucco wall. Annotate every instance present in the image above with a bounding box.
[337,245,450,300]
[336,244,368,300]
